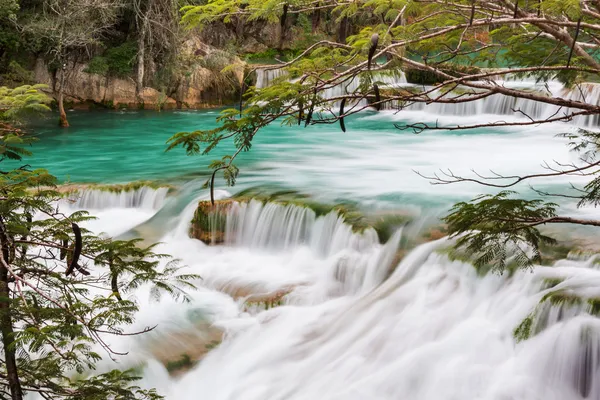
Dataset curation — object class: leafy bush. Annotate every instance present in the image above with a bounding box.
[85,42,137,77]
[2,60,34,84]
[105,41,137,77]
[84,56,109,76]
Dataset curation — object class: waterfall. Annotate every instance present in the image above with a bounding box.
[65,186,169,210]
[62,188,600,400]
[255,68,288,89]
[383,81,600,127]
[158,242,600,400]
[255,66,600,125]
[255,67,407,109]
[221,199,379,257]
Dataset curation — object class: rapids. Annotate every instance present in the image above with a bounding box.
[18,73,600,399]
[52,183,600,400]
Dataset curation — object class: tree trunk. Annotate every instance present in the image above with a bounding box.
[278,4,289,55]
[311,9,321,31]
[135,19,147,103]
[338,17,350,44]
[58,65,69,128]
[235,16,244,39]
[0,219,23,400]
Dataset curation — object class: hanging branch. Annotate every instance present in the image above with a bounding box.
[567,17,583,67]
[108,251,122,302]
[513,0,519,18]
[65,223,82,276]
[239,71,246,116]
[469,1,476,25]
[373,84,381,111]
[305,87,317,126]
[209,168,218,206]
[298,99,304,125]
[368,32,379,70]
[339,98,346,132]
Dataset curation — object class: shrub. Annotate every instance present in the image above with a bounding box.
[85,42,137,78]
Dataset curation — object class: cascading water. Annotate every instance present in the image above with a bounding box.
[62,187,600,400]
[254,66,600,126]
[22,70,600,400]
[65,186,169,210]
[382,79,600,128]
[255,68,288,89]
[222,200,378,257]
[254,67,407,108]
[60,186,170,237]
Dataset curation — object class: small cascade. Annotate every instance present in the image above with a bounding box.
[255,67,407,109]
[66,186,169,210]
[560,83,600,127]
[222,200,379,256]
[382,80,600,127]
[255,68,288,89]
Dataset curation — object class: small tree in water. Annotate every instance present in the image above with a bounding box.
[1,86,196,399]
[169,0,600,272]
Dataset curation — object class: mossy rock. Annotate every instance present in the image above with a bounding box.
[57,180,174,195]
[165,354,197,374]
[190,200,234,244]
[243,289,290,313]
[191,189,414,245]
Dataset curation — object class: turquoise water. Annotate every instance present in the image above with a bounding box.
[12,108,585,212]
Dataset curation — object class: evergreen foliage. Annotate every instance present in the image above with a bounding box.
[0,87,197,399]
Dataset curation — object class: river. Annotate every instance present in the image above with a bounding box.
[18,76,600,399]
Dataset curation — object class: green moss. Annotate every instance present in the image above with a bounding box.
[371,215,413,243]
[539,242,572,265]
[58,181,174,198]
[587,298,600,316]
[540,291,583,306]
[542,278,564,289]
[189,200,233,244]
[87,181,172,193]
[204,340,221,351]
[232,188,371,233]
[165,354,196,373]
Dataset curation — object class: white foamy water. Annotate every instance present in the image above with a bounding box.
[35,73,600,400]
[65,186,169,210]
[49,184,599,400]
[221,200,378,256]
[61,187,170,236]
[382,80,600,127]
[254,67,407,108]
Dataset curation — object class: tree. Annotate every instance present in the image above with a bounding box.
[1,86,196,399]
[169,0,600,272]
[24,0,122,127]
[131,0,179,101]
